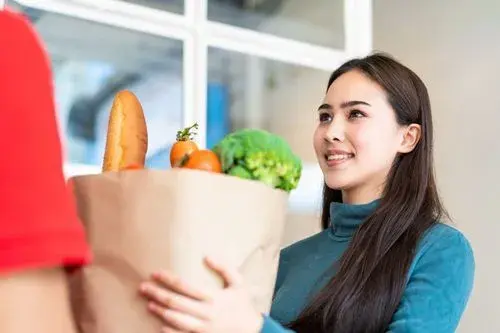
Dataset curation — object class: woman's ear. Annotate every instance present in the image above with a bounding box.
[398,124,421,153]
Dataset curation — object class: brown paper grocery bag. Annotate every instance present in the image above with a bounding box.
[68,168,288,333]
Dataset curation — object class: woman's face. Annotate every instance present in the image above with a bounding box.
[313,69,420,203]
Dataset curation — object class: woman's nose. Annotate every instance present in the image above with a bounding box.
[325,119,345,142]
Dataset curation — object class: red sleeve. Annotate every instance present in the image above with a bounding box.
[0,10,92,274]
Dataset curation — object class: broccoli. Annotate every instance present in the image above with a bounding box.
[212,129,302,193]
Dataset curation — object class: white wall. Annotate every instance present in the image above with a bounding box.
[374,1,500,332]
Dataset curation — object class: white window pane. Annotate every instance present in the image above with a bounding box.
[207,47,332,164]
[13,4,184,170]
[207,0,344,49]
[120,0,184,14]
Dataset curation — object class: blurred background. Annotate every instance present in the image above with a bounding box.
[6,0,500,331]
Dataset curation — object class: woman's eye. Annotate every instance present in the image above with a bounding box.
[319,112,332,123]
[349,110,365,119]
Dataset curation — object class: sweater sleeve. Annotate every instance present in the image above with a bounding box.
[260,316,295,333]
[387,227,475,333]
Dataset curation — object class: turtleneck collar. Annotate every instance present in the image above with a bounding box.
[329,199,380,241]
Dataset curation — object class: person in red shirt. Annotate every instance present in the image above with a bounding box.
[0,8,91,332]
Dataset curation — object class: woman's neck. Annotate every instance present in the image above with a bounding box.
[342,183,383,205]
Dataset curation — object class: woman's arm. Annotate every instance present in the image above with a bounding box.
[387,226,475,332]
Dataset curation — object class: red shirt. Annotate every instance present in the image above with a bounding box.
[0,10,91,274]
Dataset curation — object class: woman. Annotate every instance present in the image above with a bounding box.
[0,8,91,333]
[139,53,475,332]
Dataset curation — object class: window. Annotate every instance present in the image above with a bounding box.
[206,47,330,164]
[207,0,345,48]
[121,0,184,14]
[11,2,184,171]
[10,0,372,214]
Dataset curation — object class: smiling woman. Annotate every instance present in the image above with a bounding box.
[276,53,475,333]
[313,69,422,203]
[138,53,475,333]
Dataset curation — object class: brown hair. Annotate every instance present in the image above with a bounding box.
[287,53,447,332]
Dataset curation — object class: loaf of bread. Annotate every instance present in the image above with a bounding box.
[102,90,148,172]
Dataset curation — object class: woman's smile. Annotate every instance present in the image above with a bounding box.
[324,148,355,167]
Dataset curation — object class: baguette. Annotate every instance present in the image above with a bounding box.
[102,90,148,172]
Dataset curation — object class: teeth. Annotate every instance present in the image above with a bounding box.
[327,154,352,161]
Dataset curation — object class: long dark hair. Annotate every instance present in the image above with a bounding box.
[287,53,448,332]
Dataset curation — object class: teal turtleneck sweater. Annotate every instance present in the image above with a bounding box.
[261,200,475,333]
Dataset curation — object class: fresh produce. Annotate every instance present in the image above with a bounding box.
[169,123,302,192]
[170,123,221,173]
[212,129,302,193]
[170,123,199,167]
[99,90,302,193]
[183,149,222,173]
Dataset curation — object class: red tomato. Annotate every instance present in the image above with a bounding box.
[183,150,222,173]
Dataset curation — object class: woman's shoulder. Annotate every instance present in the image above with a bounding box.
[393,223,475,331]
[420,222,473,252]
[411,222,475,275]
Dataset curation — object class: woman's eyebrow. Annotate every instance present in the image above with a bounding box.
[340,100,371,108]
[318,100,371,111]
[318,103,332,111]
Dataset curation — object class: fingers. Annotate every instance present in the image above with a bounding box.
[140,282,210,320]
[204,256,243,288]
[151,270,212,301]
[149,302,204,333]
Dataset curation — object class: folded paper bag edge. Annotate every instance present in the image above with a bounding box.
[70,168,289,198]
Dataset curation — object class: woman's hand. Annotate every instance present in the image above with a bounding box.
[139,256,264,333]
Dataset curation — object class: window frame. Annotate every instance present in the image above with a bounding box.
[11,0,373,213]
